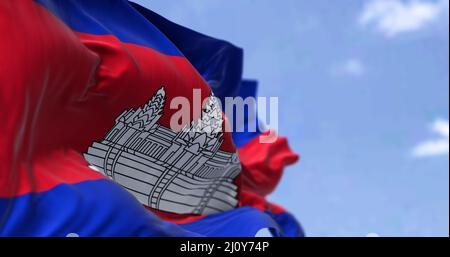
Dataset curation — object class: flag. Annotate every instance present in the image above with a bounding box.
[0,0,302,237]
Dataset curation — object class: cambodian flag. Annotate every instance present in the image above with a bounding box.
[0,0,302,237]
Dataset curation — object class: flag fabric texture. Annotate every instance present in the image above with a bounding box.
[0,0,302,237]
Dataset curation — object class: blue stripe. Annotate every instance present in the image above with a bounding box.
[129,2,244,102]
[0,180,197,237]
[35,0,183,56]
[266,211,305,237]
[0,180,285,237]
[180,207,282,237]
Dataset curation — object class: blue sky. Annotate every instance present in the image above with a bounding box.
[133,0,449,236]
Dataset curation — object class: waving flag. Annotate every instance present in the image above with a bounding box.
[0,0,302,237]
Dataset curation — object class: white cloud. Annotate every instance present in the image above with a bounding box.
[343,59,366,76]
[412,119,449,158]
[332,58,366,77]
[359,0,449,37]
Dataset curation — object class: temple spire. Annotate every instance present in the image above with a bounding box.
[192,95,223,136]
[143,87,165,130]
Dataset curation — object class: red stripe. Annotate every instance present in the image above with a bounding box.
[0,150,106,198]
[238,131,299,215]
[1,1,236,197]
[239,131,299,197]
[1,1,102,197]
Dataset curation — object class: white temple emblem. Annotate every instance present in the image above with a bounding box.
[84,87,241,215]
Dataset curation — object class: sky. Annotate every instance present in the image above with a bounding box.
[133,0,449,236]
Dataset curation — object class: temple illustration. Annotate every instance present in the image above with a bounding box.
[84,87,241,215]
